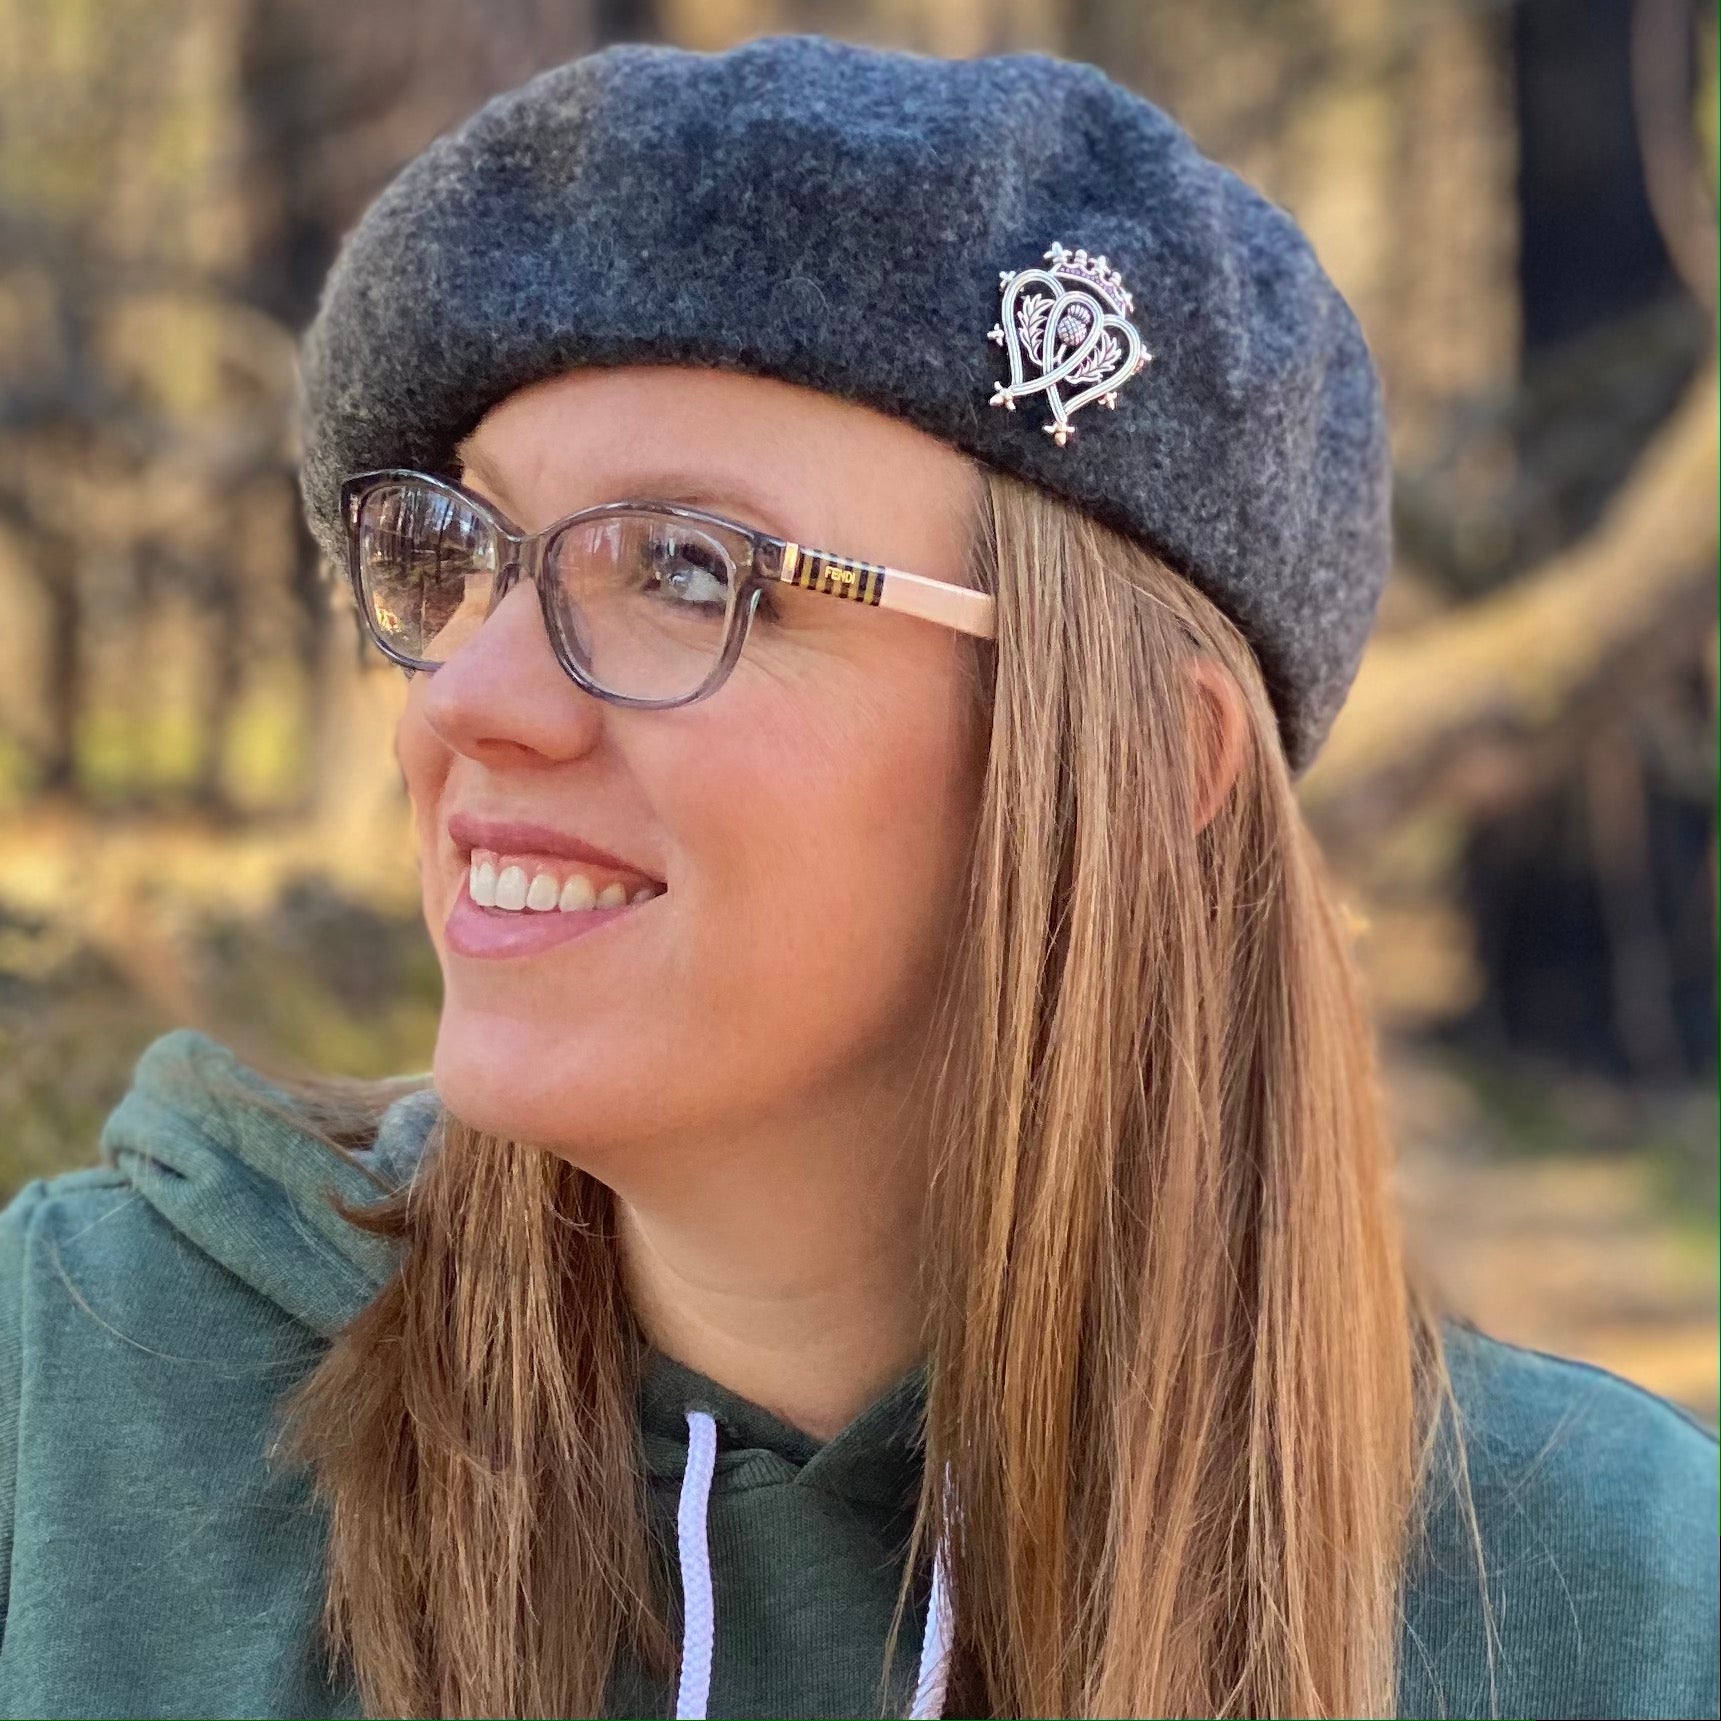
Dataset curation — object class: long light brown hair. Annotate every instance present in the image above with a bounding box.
[266,465,1464,1718]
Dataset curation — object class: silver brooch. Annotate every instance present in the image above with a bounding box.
[987,241,1152,446]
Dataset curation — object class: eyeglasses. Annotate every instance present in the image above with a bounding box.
[339,468,996,709]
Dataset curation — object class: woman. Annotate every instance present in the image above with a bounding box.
[1,33,1714,1721]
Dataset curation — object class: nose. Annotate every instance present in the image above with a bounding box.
[415,570,607,767]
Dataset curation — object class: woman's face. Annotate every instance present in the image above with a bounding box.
[394,364,989,1170]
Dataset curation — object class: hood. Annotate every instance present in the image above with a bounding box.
[96,1027,953,1718]
[97,1028,440,1339]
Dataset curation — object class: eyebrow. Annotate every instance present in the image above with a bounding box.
[450,446,510,505]
[454,450,802,542]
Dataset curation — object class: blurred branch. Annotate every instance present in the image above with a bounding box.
[1304,360,1719,817]
[1392,293,1707,597]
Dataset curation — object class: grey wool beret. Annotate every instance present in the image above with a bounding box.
[296,32,1392,773]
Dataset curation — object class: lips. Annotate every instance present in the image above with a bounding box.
[441,808,665,962]
[446,810,664,887]
[444,872,651,960]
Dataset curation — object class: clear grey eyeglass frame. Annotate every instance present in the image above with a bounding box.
[340,467,997,710]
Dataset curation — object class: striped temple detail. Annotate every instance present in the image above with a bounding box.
[779,542,886,607]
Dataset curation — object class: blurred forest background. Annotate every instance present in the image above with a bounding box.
[0,0,1715,1419]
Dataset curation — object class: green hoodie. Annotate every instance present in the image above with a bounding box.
[0,1029,1715,1720]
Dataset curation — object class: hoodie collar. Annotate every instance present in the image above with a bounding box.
[639,1348,929,1512]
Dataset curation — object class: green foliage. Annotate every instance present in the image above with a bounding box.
[0,880,439,1202]
[196,878,442,1078]
[1446,1045,1720,1234]
[0,913,169,1198]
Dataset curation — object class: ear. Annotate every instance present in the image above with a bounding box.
[1186,656,1249,833]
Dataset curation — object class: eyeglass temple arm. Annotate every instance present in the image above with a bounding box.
[768,542,996,641]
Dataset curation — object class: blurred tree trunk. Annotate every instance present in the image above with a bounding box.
[36,529,82,796]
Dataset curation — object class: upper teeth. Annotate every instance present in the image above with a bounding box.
[468,857,658,913]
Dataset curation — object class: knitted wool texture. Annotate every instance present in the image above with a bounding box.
[295,32,1393,772]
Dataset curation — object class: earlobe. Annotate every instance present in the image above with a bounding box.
[1187,657,1249,833]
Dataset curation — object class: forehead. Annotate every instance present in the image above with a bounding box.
[455,364,980,569]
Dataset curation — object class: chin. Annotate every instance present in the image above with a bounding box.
[430,1007,609,1146]
[430,999,716,1163]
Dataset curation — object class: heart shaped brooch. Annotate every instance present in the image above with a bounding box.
[987,241,1152,446]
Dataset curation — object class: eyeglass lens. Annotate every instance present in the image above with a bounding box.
[353,477,752,702]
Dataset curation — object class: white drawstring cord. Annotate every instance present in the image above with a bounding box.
[906,1505,953,1720]
[672,1408,952,1721]
[674,1410,719,1720]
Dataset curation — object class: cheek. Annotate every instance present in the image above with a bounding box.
[665,660,983,1054]
[394,682,446,793]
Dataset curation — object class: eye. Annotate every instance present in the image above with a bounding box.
[644,526,735,611]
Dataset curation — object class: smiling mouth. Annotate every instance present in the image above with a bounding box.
[464,847,667,914]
